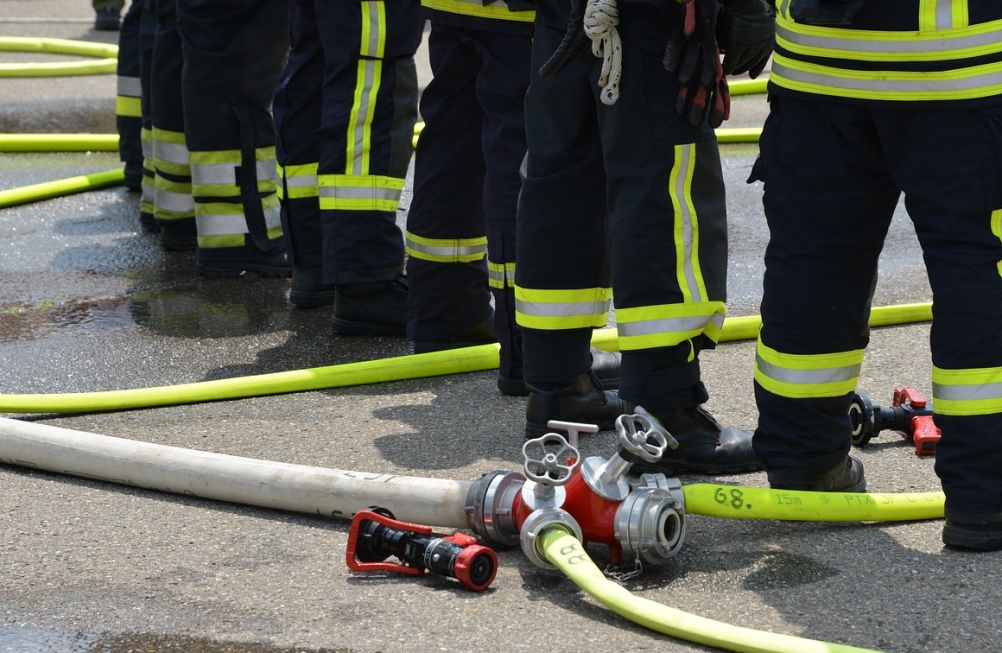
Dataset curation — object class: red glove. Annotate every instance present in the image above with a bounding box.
[664,0,730,128]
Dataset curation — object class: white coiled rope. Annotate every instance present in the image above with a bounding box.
[583,0,622,105]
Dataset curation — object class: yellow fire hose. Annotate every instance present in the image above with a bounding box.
[540,526,885,653]
[0,37,118,76]
[0,303,932,414]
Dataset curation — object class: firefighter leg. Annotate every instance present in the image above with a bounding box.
[177,0,291,278]
[317,0,422,335]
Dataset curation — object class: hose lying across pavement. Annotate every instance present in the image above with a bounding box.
[540,527,885,653]
[0,416,940,653]
[0,303,932,414]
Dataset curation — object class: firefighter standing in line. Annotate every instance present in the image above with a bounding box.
[113,0,144,194]
[403,0,621,395]
[272,0,423,336]
[749,0,1002,550]
[514,0,772,476]
[147,0,291,278]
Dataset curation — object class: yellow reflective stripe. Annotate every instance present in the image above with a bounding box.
[920,0,967,31]
[775,19,1002,63]
[141,127,153,159]
[933,365,1002,415]
[992,209,1002,278]
[770,52,1002,102]
[616,302,725,351]
[349,2,385,176]
[488,261,515,289]
[198,234,245,249]
[405,231,487,263]
[115,95,141,118]
[669,143,708,304]
[515,285,612,330]
[278,162,319,200]
[360,1,386,58]
[318,174,403,211]
[421,0,534,22]
[755,340,864,399]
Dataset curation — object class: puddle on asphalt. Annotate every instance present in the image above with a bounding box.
[0,626,356,653]
[0,278,293,344]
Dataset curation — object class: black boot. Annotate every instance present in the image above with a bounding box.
[289,266,336,309]
[413,314,498,354]
[500,347,622,397]
[331,276,408,336]
[629,405,762,476]
[525,371,626,439]
[197,243,292,278]
[942,509,1002,551]
[159,218,197,251]
[767,456,867,492]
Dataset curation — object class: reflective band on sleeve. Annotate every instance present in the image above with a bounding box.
[616,302,725,350]
[755,340,864,399]
[405,231,487,263]
[360,1,386,59]
[318,174,403,212]
[488,261,515,290]
[515,285,612,330]
[933,367,1002,416]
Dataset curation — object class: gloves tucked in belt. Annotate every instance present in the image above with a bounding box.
[717,0,776,78]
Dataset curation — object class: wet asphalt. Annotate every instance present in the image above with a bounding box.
[2,3,1000,653]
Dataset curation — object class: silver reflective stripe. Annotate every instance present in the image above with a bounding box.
[618,313,723,338]
[362,2,381,57]
[141,138,153,159]
[933,0,954,30]
[196,213,249,236]
[405,238,486,259]
[154,140,190,165]
[117,75,141,97]
[489,267,507,286]
[319,184,401,202]
[756,357,861,386]
[515,297,611,318]
[285,172,318,188]
[264,203,282,229]
[933,381,1002,402]
[191,160,278,186]
[673,143,702,303]
[776,25,1001,56]
[154,188,194,212]
[350,60,377,176]
[771,59,1002,94]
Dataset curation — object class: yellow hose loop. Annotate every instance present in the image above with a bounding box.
[0,344,501,414]
[0,134,120,153]
[0,168,125,210]
[0,302,934,414]
[591,302,933,352]
[684,484,944,522]
[0,37,118,77]
[727,77,768,96]
[540,527,883,653]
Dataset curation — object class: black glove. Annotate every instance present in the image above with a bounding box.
[664,0,730,128]
[717,0,776,79]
